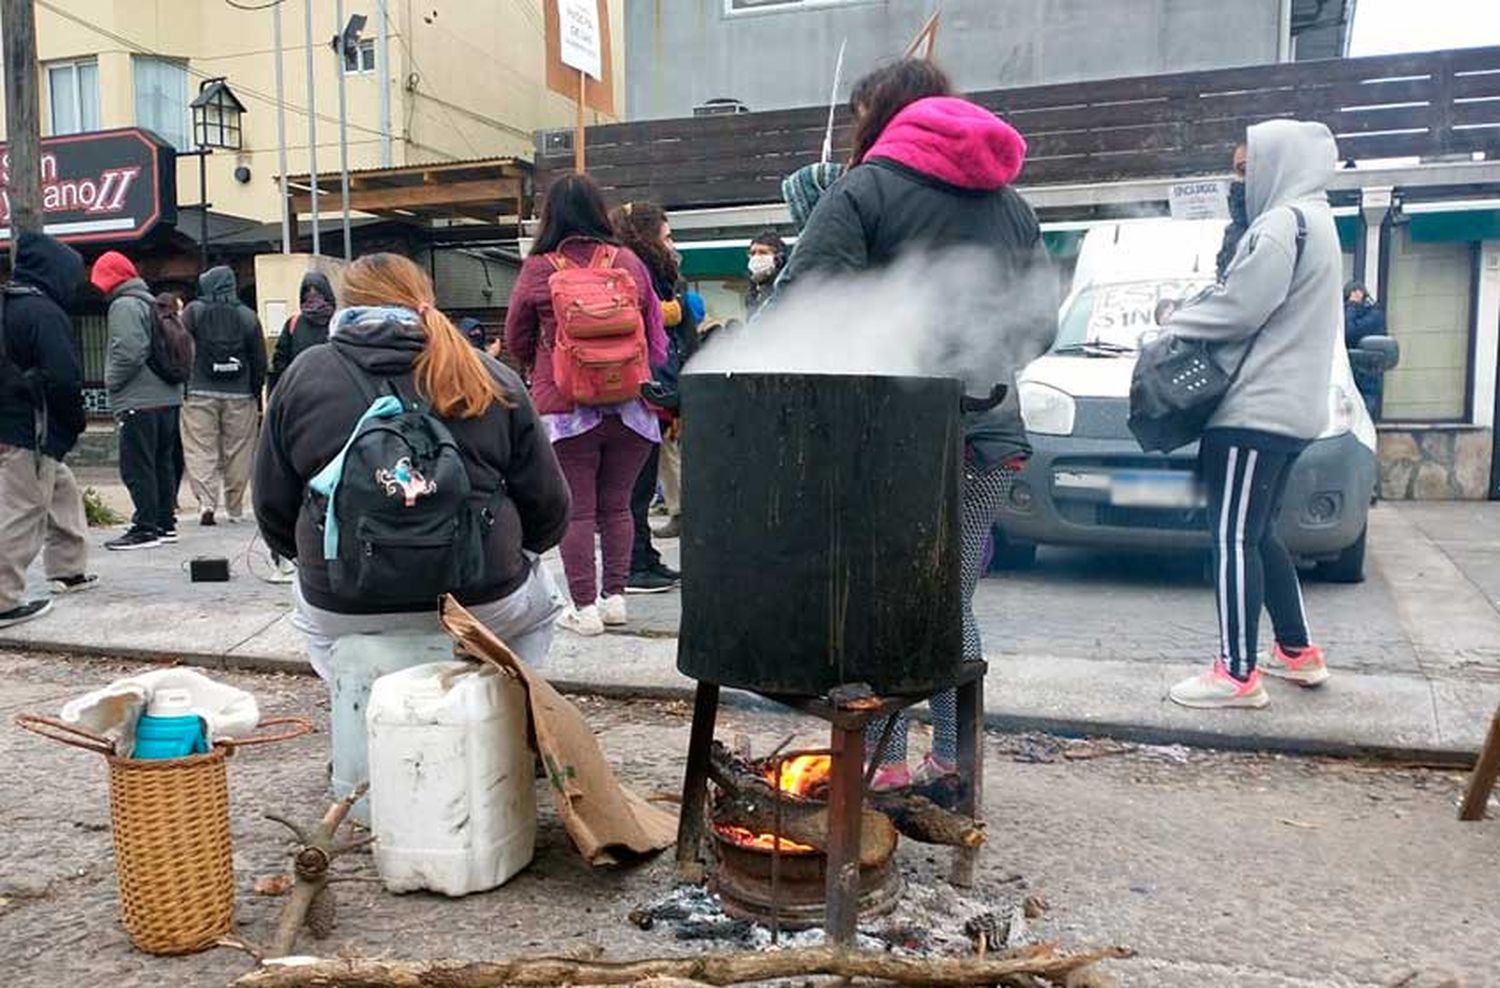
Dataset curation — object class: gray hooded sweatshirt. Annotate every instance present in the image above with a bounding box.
[1165,119,1343,442]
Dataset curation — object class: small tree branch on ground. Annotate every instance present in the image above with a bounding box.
[232,944,1132,987]
[263,783,369,959]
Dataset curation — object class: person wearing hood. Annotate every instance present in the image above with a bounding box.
[1215,143,1249,283]
[181,265,266,527]
[0,233,96,629]
[253,253,571,681]
[776,58,1058,790]
[267,270,335,395]
[1344,281,1387,415]
[1161,119,1344,710]
[744,231,786,318]
[92,250,182,551]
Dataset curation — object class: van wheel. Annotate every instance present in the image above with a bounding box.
[989,528,1038,571]
[1315,527,1367,584]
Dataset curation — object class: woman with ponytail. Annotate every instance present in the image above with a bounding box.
[253,252,572,681]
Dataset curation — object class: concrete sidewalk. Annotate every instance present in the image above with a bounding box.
[6,473,1499,762]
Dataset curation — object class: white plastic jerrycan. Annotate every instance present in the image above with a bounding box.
[330,631,455,826]
[366,659,537,897]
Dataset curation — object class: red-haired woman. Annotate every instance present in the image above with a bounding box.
[254,252,571,679]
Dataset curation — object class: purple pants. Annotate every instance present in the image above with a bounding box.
[552,416,653,606]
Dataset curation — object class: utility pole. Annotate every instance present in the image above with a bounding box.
[375,0,392,168]
[335,0,352,261]
[274,0,292,253]
[2,0,45,237]
[304,0,321,257]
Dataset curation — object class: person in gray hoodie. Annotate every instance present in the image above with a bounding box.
[91,250,183,550]
[1163,119,1342,710]
[181,265,266,526]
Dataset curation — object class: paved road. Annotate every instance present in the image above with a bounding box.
[9,471,1500,757]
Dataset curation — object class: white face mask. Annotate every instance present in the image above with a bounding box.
[748,253,777,281]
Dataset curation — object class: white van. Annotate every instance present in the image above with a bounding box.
[994,218,1381,582]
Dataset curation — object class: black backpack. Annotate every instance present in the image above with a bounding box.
[309,350,499,604]
[192,300,250,381]
[1127,206,1307,454]
[0,286,47,450]
[124,289,193,385]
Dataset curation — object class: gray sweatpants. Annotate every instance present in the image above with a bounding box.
[290,553,566,681]
[181,394,258,517]
[0,446,89,611]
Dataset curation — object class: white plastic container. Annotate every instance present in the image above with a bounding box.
[329,631,455,826]
[366,659,537,897]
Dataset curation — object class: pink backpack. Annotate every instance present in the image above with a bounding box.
[545,244,650,406]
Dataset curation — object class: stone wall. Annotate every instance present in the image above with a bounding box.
[1378,427,1493,500]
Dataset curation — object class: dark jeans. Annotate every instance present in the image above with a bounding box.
[118,406,180,534]
[552,417,653,606]
[1199,429,1311,680]
[629,441,663,573]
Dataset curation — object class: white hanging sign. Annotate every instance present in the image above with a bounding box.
[1168,179,1230,221]
[557,0,603,81]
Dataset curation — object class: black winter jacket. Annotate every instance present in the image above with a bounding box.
[775,158,1058,470]
[183,266,266,399]
[253,317,572,615]
[0,232,87,459]
[267,271,335,395]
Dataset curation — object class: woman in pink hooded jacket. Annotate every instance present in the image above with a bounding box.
[777,59,1057,792]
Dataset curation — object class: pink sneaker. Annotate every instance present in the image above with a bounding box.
[1262,642,1330,687]
[868,762,911,791]
[913,753,957,785]
[1169,659,1269,709]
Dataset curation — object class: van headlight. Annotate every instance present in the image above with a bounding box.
[1019,381,1076,436]
[1321,383,1356,439]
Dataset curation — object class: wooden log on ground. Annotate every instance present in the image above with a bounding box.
[1459,704,1500,821]
[264,783,374,959]
[708,741,983,852]
[233,944,1133,987]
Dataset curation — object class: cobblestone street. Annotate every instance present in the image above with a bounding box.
[2,651,1497,987]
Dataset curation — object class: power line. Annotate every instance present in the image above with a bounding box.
[223,0,286,10]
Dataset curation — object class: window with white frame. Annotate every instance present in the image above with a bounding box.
[46,59,100,135]
[344,38,377,74]
[133,56,191,149]
[1382,228,1476,421]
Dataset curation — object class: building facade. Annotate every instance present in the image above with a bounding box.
[626,0,1343,121]
[1,0,625,227]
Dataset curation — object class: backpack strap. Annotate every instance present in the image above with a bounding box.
[1228,205,1312,380]
[545,253,570,273]
[330,345,381,407]
[589,244,619,269]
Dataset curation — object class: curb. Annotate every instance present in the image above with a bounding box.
[7,636,1479,769]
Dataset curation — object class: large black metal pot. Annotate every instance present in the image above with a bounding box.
[677,372,963,697]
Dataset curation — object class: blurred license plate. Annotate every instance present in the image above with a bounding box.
[1109,471,1203,508]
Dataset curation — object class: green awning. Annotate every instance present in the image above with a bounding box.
[1335,214,1360,250]
[1043,230,1085,258]
[679,244,750,279]
[1409,210,1500,243]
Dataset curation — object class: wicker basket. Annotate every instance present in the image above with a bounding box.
[17,713,311,955]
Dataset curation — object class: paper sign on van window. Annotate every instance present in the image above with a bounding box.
[1085,280,1212,345]
[1169,180,1230,222]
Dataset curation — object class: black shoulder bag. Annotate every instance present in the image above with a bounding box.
[1127,206,1308,454]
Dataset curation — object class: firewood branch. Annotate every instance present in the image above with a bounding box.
[265,783,369,959]
[233,944,1132,987]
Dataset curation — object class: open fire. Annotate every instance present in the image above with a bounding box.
[712,753,832,854]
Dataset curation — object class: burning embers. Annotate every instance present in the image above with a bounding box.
[709,747,900,930]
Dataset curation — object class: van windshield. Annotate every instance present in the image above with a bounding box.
[1055,279,1214,352]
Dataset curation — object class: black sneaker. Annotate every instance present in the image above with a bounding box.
[105,528,162,551]
[47,574,99,594]
[651,561,681,582]
[159,526,179,543]
[0,598,54,629]
[200,510,216,527]
[626,568,677,594]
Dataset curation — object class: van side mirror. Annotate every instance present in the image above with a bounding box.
[1357,335,1400,371]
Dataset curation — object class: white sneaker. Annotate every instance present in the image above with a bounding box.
[1169,660,1270,709]
[599,594,628,626]
[268,557,296,585]
[557,604,605,637]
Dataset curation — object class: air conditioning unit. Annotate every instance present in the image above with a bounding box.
[693,98,750,118]
[540,128,574,157]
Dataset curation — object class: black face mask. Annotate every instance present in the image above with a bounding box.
[1227,180,1248,227]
